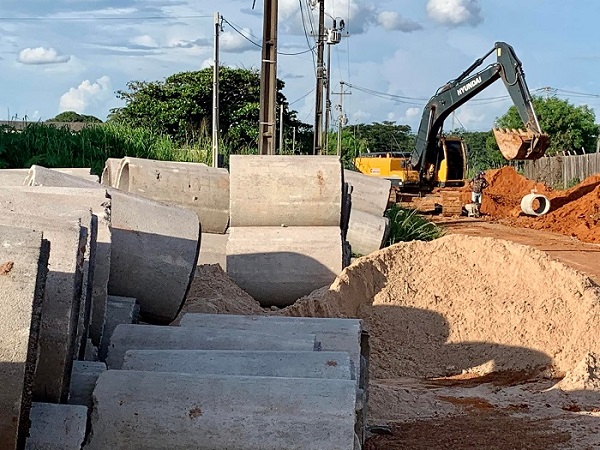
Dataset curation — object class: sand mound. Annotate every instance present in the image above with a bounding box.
[174,264,266,323]
[281,234,600,379]
[475,167,600,243]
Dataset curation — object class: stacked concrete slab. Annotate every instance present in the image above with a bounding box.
[26,165,201,324]
[344,170,392,256]
[0,168,99,186]
[0,226,49,450]
[228,155,346,307]
[26,403,87,450]
[83,313,367,449]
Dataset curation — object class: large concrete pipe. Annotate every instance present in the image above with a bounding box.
[347,209,390,257]
[86,371,357,450]
[100,158,122,187]
[520,193,551,216]
[226,226,343,307]
[26,165,202,324]
[344,169,392,216]
[0,226,48,450]
[116,157,228,234]
[229,155,343,227]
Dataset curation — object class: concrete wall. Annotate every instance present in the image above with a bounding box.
[229,155,342,227]
[0,226,49,450]
[226,226,342,307]
[115,157,229,234]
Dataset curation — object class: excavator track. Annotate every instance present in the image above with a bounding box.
[393,188,464,217]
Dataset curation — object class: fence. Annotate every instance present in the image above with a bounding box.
[523,152,600,189]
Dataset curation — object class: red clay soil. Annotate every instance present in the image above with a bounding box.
[467,167,600,243]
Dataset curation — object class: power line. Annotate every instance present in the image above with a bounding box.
[0,14,212,21]
[290,87,316,105]
[298,0,317,71]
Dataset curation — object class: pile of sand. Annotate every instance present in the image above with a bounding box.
[281,234,600,379]
[173,264,266,323]
[471,167,600,243]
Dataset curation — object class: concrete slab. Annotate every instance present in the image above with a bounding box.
[122,350,352,379]
[26,165,201,324]
[179,314,363,378]
[68,361,106,408]
[86,371,357,450]
[344,170,391,216]
[106,324,318,369]
[25,403,87,450]
[0,168,98,187]
[0,226,49,450]
[98,296,139,362]
[226,226,342,307]
[116,157,229,234]
[347,209,389,257]
[198,232,228,269]
[229,155,342,227]
[0,207,87,403]
[7,187,112,348]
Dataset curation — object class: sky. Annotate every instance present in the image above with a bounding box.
[2,0,600,134]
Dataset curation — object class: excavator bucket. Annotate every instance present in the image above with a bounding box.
[493,128,550,160]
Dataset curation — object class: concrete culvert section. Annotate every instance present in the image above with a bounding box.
[283,234,600,380]
[520,192,551,216]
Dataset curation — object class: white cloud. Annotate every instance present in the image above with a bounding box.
[220,29,259,53]
[426,0,483,27]
[130,35,159,48]
[405,107,421,118]
[378,11,422,32]
[59,75,112,114]
[18,47,70,65]
[200,58,213,69]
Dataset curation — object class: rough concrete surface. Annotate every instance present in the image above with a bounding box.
[86,371,357,450]
[346,209,389,256]
[0,226,48,450]
[226,226,342,307]
[122,350,352,379]
[68,361,106,408]
[229,155,342,227]
[105,324,318,369]
[99,296,139,361]
[116,157,230,234]
[344,170,391,216]
[26,402,88,450]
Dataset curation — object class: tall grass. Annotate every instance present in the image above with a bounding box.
[0,122,214,175]
[384,205,445,245]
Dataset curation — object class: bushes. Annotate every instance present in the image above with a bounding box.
[384,205,444,245]
[0,122,211,175]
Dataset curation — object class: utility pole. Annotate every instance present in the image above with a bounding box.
[259,0,278,155]
[278,103,284,154]
[313,0,325,155]
[323,19,343,154]
[333,81,351,156]
[212,12,221,167]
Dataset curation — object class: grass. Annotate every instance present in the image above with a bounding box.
[384,205,445,245]
[0,122,217,175]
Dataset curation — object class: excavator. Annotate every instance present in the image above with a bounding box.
[354,41,550,215]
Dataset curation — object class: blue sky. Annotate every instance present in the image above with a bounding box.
[2,0,600,134]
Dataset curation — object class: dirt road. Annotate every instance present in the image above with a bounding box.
[434,217,600,283]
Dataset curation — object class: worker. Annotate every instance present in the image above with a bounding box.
[469,172,489,216]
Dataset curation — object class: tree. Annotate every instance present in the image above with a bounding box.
[495,96,599,155]
[109,67,311,152]
[48,111,102,123]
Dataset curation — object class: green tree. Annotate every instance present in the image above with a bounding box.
[48,111,102,123]
[495,96,599,155]
[109,67,311,152]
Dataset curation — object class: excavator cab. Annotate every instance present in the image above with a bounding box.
[434,137,467,186]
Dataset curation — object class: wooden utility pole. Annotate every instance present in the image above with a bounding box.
[259,0,279,155]
[212,12,221,167]
[333,81,351,156]
[313,0,325,155]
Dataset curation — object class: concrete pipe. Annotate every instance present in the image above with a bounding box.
[116,157,228,234]
[100,158,122,187]
[26,165,202,324]
[226,226,343,307]
[520,193,551,216]
[344,170,392,216]
[229,155,342,227]
[347,209,390,257]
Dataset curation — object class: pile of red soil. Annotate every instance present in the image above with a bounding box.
[471,167,600,244]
